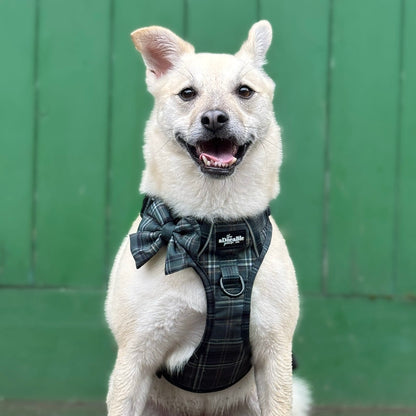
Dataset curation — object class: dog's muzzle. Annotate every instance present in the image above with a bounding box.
[177,136,252,177]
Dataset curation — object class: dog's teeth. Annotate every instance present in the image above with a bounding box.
[201,156,236,169]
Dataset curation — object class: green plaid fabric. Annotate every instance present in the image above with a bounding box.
[130,196,272,393]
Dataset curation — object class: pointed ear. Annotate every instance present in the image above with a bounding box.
[131,26,195,79]
[236,20,272,67]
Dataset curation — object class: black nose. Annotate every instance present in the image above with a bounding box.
[201,110,229,132]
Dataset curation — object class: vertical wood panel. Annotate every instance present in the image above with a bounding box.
[327,0,401,295]
[187,0,258,53]
[397,0,416,296]
[108,0,185,265]
[295,297,416,406]
[35,0,111,287]
[0,0,36,285]
[0,289,113,399]
[0,0,414,406]
[261,0,330,293]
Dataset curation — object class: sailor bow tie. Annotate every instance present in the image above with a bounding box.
[129,198,201,275]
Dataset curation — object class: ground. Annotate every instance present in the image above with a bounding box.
[0,401,414,416]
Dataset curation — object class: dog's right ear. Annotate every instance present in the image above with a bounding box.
[131,26,194,80]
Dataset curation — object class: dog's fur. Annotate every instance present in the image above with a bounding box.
[105,21,311,416]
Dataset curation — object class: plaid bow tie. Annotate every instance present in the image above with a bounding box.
[129,197,201,275]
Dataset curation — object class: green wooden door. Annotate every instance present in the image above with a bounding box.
[1,0,415,411]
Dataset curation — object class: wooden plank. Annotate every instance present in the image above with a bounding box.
[34,0,111,287]
[187,0,258,54]
[1,404,415,416]
[0,401,105,416]
[396,0,416,296]
[0,0,36,284]
[326,0,401,295]
[1,290,414,407]
[294,296,416,407]
[108,0,185,267]
[260,0,330,294]
[0,289,113,400]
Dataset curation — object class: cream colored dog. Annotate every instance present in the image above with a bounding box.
[105,20,311,416]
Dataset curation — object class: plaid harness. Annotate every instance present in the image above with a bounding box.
[130,196,272,393]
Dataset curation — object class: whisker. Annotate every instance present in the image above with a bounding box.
[260,137,279,149]
[173,66,195,86]
[159,140,171,152]
[238,63,257,80]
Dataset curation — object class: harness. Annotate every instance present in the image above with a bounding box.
[129,196,272,393]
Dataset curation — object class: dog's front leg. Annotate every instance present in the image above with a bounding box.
[253,345,293,416]
[106,348,152,416]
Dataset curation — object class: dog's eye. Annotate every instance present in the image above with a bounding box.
[237,85,255,99]
[178,87,197,101]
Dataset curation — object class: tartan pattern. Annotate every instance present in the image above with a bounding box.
[131,196,272,393]
[130,197,201,274]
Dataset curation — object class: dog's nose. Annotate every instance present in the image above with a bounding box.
[201,110,229,132]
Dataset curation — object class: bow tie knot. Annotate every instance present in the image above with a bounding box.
[161,221,176,244]
[130,198,201,275]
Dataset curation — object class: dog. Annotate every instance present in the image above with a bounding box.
[105,20,311,416]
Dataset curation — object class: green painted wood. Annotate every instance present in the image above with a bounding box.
[326,0,401,295]
[0,401,105,416]
[108,0,186,267]
[1,290,414,406]
[0,0,415,409]
[294,296,416,407]
[0,0,36,285]
[261,0,330,294]
[34,0,111,287]
[0,403,415,416]
[397,0,416,296]
[187,0,258,54]
[0,289,113,400]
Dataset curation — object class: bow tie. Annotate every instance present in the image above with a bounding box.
[129,197,201,275]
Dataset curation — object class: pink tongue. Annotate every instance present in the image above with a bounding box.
[199,151,235,164]
[198,139,237,164]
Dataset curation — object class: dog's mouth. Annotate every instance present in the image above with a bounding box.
[177,136,251,177]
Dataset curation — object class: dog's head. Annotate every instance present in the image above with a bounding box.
[131,21,282,220]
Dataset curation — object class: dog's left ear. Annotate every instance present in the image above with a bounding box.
[236,20,272,67]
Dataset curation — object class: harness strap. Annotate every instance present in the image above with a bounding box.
[161,210,273,393]
[132,196,273,393]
